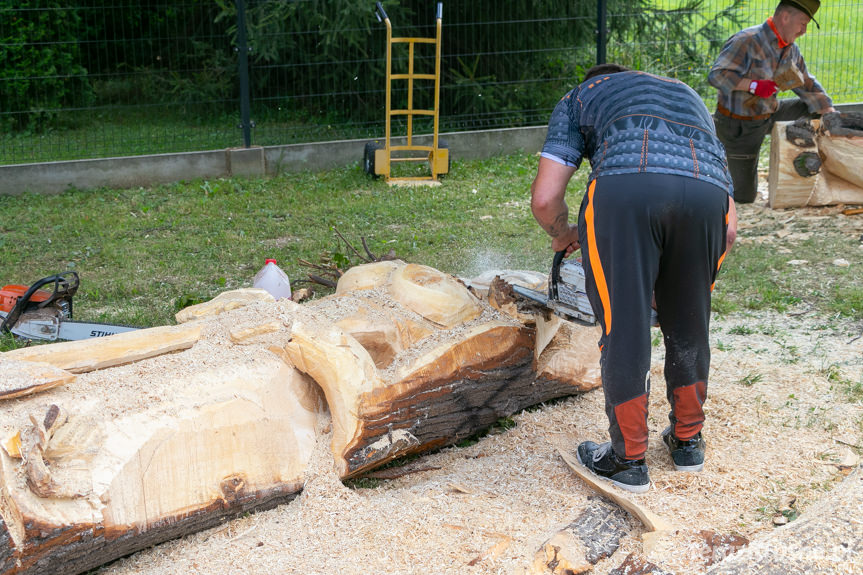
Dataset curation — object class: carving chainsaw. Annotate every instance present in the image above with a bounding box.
[512,251,596,325]
[0,272,139,342]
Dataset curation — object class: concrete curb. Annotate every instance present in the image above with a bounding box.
[0,126,547,196]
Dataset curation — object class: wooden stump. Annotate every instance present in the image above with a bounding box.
[768,119,863,208]
[0,261,601,575]
[767,120,820,209]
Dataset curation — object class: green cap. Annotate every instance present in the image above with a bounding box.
[780,0,821,28]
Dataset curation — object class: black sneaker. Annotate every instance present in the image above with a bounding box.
[576,441,650,493]
[661,426,706,472]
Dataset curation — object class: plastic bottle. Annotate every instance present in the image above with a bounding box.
[253,259,292,300]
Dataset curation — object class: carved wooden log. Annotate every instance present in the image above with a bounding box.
[0,345,322,575]
[818,131,863,191]
[809,163,863,207]
[768,118,863,208]
[0,261,600,575]
[767,120,820,209]
[2,324,205,374]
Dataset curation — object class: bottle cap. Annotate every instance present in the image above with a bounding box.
[265,259,277,265]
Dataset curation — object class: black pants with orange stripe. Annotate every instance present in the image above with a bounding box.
[577,173,729,462]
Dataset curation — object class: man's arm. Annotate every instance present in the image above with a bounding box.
[790,52,835,114]
[711,49,777,98]
[530,156,579,255]
[709,30,786,103]
[708,34,749,96]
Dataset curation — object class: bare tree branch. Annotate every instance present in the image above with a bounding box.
[307,274,338,288]
[297,258,337,273]
[297,230,400,292]
[334,228,371,263]
[361,237,378,261]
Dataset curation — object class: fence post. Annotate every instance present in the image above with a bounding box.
[236,0,253,148]
[596,0,607,65]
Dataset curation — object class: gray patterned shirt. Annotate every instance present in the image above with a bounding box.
[542,71,733,196]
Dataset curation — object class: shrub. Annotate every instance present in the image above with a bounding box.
[0,1,93,132]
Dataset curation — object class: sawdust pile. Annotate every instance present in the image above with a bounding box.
[90,202,863,575]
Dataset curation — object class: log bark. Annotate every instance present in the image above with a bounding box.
[527,499,629,574]
[558,449,674,554]
[0,514,13,575]
[0,260,601,574]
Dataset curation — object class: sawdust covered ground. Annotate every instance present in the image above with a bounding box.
[96,202,863,575]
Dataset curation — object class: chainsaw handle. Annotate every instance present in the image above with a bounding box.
[33,272,79,307]
[0,272,79,334]
[548,250,566,301]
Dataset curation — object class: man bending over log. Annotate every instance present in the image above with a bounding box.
[530,64,737,493]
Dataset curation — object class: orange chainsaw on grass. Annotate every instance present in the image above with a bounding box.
[0,272,138,341]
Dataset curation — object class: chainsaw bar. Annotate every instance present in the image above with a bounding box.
[1,272,140,342]
[0,309,139,341]
[57,320,139,341]
[512,284,596,325]
[511,252,596,326]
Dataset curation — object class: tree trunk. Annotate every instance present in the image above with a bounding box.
[0,261,600,575]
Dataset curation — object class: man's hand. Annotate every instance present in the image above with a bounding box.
[551,226,580,257]
[749,79,778,98]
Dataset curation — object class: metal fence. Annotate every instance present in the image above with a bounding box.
[1,0,861,166]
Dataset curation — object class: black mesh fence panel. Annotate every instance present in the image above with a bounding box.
[1,0,860,165]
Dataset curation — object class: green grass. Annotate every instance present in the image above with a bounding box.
[712,229,863,319]
[0,109,241,165]
[824,364,863,402]
[0,153,565,335]
[1,152,861,352]
[738,372,765,387]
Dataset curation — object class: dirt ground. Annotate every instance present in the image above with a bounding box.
[95,201,863,575]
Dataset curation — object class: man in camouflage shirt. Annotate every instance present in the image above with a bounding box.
[709,0,835,203]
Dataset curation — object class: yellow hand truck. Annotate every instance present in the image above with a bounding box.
[363,2,449,185]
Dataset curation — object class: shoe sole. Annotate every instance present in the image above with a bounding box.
[576,449,651,494]
[671,462,704,472]
[663,441,704,472]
